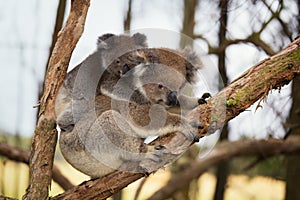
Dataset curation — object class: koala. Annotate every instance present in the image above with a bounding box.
[58,45,210,177]
[55,33,148,132]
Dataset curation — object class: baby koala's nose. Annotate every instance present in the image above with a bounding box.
[166,91,179,106]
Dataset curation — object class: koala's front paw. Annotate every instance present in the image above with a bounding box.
[59,124,75,132]
[145,145,168,162]
[180,118,203,141]
[198,92,212,105]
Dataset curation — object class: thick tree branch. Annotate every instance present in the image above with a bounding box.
[51,34,300,200]
[51,172,144,200]
[148,136,300,200]
[23,1,90,199]
[193,36,300,137]
[0,142,74,190]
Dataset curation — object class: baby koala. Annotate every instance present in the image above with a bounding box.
[107,47,211,112]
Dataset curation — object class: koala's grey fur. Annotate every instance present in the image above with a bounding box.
[55,33,148,132]
[56,34,208,177]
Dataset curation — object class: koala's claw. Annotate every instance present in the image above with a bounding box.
[198,92,212,105]
[198,98,207,104]
[201,92,212,99]
[59,124,75,132]
[193,134,202,143]
[155,145,166,150]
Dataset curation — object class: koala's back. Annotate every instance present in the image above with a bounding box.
[55,33,148,125]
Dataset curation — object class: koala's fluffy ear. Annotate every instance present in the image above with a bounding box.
[97,33,115,49]
[180,47,203,83]
[132,33,148,47]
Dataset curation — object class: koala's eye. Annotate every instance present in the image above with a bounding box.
[158,84,164,89]
[115,59,120,64]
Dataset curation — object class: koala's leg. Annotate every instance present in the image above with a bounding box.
[177,94,200,110]
[56,106,75,132]
[59,119,116,178]
[91,109,171,174]
[163,112,202,141]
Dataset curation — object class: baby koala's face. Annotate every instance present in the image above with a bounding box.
[135,63,187,108]
[106,50,148,77]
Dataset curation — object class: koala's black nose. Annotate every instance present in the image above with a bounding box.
[121,64,130,75]
[167,91,179,106]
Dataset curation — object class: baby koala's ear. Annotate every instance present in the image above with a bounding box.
[97,33,115,49]
[179,46,203,83]
[132,33,148,47]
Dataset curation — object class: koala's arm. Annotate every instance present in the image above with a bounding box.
[111,99,201,141]
[167,92,211,115]
[177,94,201,110]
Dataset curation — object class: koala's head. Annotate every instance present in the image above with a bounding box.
[106,51,149,78]
[128,47,202,108]
[97,33,147,68]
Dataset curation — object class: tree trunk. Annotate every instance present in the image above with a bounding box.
[285,76,300,200]
[180,0,197,48]
[214,1,229,199]
[285,1,300,199]
[23,1,90,199]
[123,0,132,31]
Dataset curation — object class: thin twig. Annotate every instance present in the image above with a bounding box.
[134,177,147,200]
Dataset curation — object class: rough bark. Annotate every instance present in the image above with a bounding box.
[23,0,90,199]
[45,0,67,75]
[148,136,300,200]
[51,172,144,200]
[51,36,300,200]
[0,142,74,190]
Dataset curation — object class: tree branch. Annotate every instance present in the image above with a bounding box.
[51,172,144,200]
[194,36,300,137]
[148,136,300,200]
[23,0,90,199]
[208,34,276,56]
[0,142,74,190]
[51,32,300,200]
